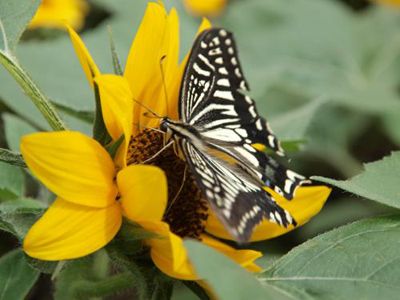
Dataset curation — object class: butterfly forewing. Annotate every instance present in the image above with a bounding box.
[179,28,283,156]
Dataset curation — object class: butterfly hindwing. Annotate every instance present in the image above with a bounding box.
[180,140,296,242]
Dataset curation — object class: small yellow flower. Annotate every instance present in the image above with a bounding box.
[372,0,400,8]
[183,0,227,17]
[29,0,89,30]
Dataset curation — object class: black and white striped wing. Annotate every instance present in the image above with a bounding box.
[179,28,282,156]
[180,140,296,242]
[179,28,307,200]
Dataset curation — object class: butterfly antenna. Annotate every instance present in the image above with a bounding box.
[132,97,161,118]
[132,123,165,134]
[160,55,170,116]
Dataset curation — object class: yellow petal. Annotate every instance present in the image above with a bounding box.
[205,186,331,242]
[66,23,100,89]
[154,8,180,121]
[124,2,167,90]
[148,224,262,280]
[118,165,167,223]
[124,2,168,135]
[201,235,262,273]
[24,198,122,261]
[183,0,227,16]
[146,222,199,281]
[139,7,182,130]
[21,131,117,208]
[29,0,89,30]
[95,75,133,168]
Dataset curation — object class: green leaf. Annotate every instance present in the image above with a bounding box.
[3,113,37,152]
[220,0,400,117]
[0,161,24,199]
[280,140,307,152]
[180,281,211,300]
[270,97,327,141]
[313,151,400,209]
[0,249,40,300]
[295,196,393,242]
[0,198,45,239]
[262,215,400,299]
[51,102,94,124]
[184,240,295,300]
[382,111,400,147]
[54,256,137,300]
[0,0,40,55]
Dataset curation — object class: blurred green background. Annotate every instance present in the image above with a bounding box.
[1,0,400,298]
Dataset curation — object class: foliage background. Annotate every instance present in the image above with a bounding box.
[1,0,400,298]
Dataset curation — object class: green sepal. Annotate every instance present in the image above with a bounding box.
[108,26,123,76]
[110,219,158,255]
[52,102,95,124]
[106,134,125,160]
[92,81,112,146]
[25,255,59,274]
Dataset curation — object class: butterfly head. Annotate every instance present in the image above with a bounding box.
[160,117,174,143]
[160,117,170,132]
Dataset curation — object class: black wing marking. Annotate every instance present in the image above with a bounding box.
[179,27,308,199]
[180,140,296,242]
[203,138,308,200]
[179,28,283,156]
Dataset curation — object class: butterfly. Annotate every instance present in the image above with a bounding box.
[159,28,308,242]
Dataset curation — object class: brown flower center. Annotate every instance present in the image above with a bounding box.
[126,129,208,240]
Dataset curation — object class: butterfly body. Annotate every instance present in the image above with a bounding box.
[159,28,308,242]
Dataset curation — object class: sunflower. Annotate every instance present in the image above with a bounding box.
[29,0,89,30]
[69,1,331,278]
[22,2,267,280]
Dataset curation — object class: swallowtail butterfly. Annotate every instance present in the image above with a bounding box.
[160,28,308,242]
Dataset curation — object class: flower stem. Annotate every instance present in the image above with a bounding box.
[0,148,26,167]
[0,52,67,131]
